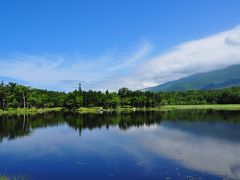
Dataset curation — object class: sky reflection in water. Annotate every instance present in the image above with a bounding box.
[0,111,240,179]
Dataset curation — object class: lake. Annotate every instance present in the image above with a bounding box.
[0,110,240,179]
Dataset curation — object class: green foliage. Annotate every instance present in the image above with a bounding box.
[0,82,67,109]
[1,82,240,111]
[103,92,120,108]
[63,91,83,111]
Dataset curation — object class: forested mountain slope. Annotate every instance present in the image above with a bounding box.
[145,64,240,92]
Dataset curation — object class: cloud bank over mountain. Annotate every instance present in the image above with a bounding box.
[124,25,240,90]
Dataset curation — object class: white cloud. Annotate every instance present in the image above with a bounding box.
[1,26,240,91]
[122,26,240,90]
[225,30,240,46]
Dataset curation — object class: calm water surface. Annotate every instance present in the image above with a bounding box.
[0,110,240,179]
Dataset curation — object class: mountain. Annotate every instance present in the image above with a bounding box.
[145,64,240,92]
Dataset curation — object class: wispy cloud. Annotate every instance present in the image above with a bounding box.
[1,26,240,91]
[0,42,151,91]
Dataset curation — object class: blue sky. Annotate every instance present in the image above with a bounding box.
[1,0,240,91]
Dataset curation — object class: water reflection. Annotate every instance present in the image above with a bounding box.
[1,110,240,141]
[138,123,240,179]
[0,110,240,179]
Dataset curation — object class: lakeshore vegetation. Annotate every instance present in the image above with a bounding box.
[0,81,240,112]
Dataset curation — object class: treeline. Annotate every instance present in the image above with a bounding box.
[1,82,240,110]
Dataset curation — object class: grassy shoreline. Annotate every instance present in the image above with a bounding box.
[161,104,240,111]
[0,176,28,180]
[0,107,62,115]
[77,104,240,113]
[1,104,240,115]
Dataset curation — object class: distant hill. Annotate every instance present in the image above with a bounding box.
[145,64,240,92]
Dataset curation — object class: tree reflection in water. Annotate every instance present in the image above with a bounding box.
[1,110,240,141]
